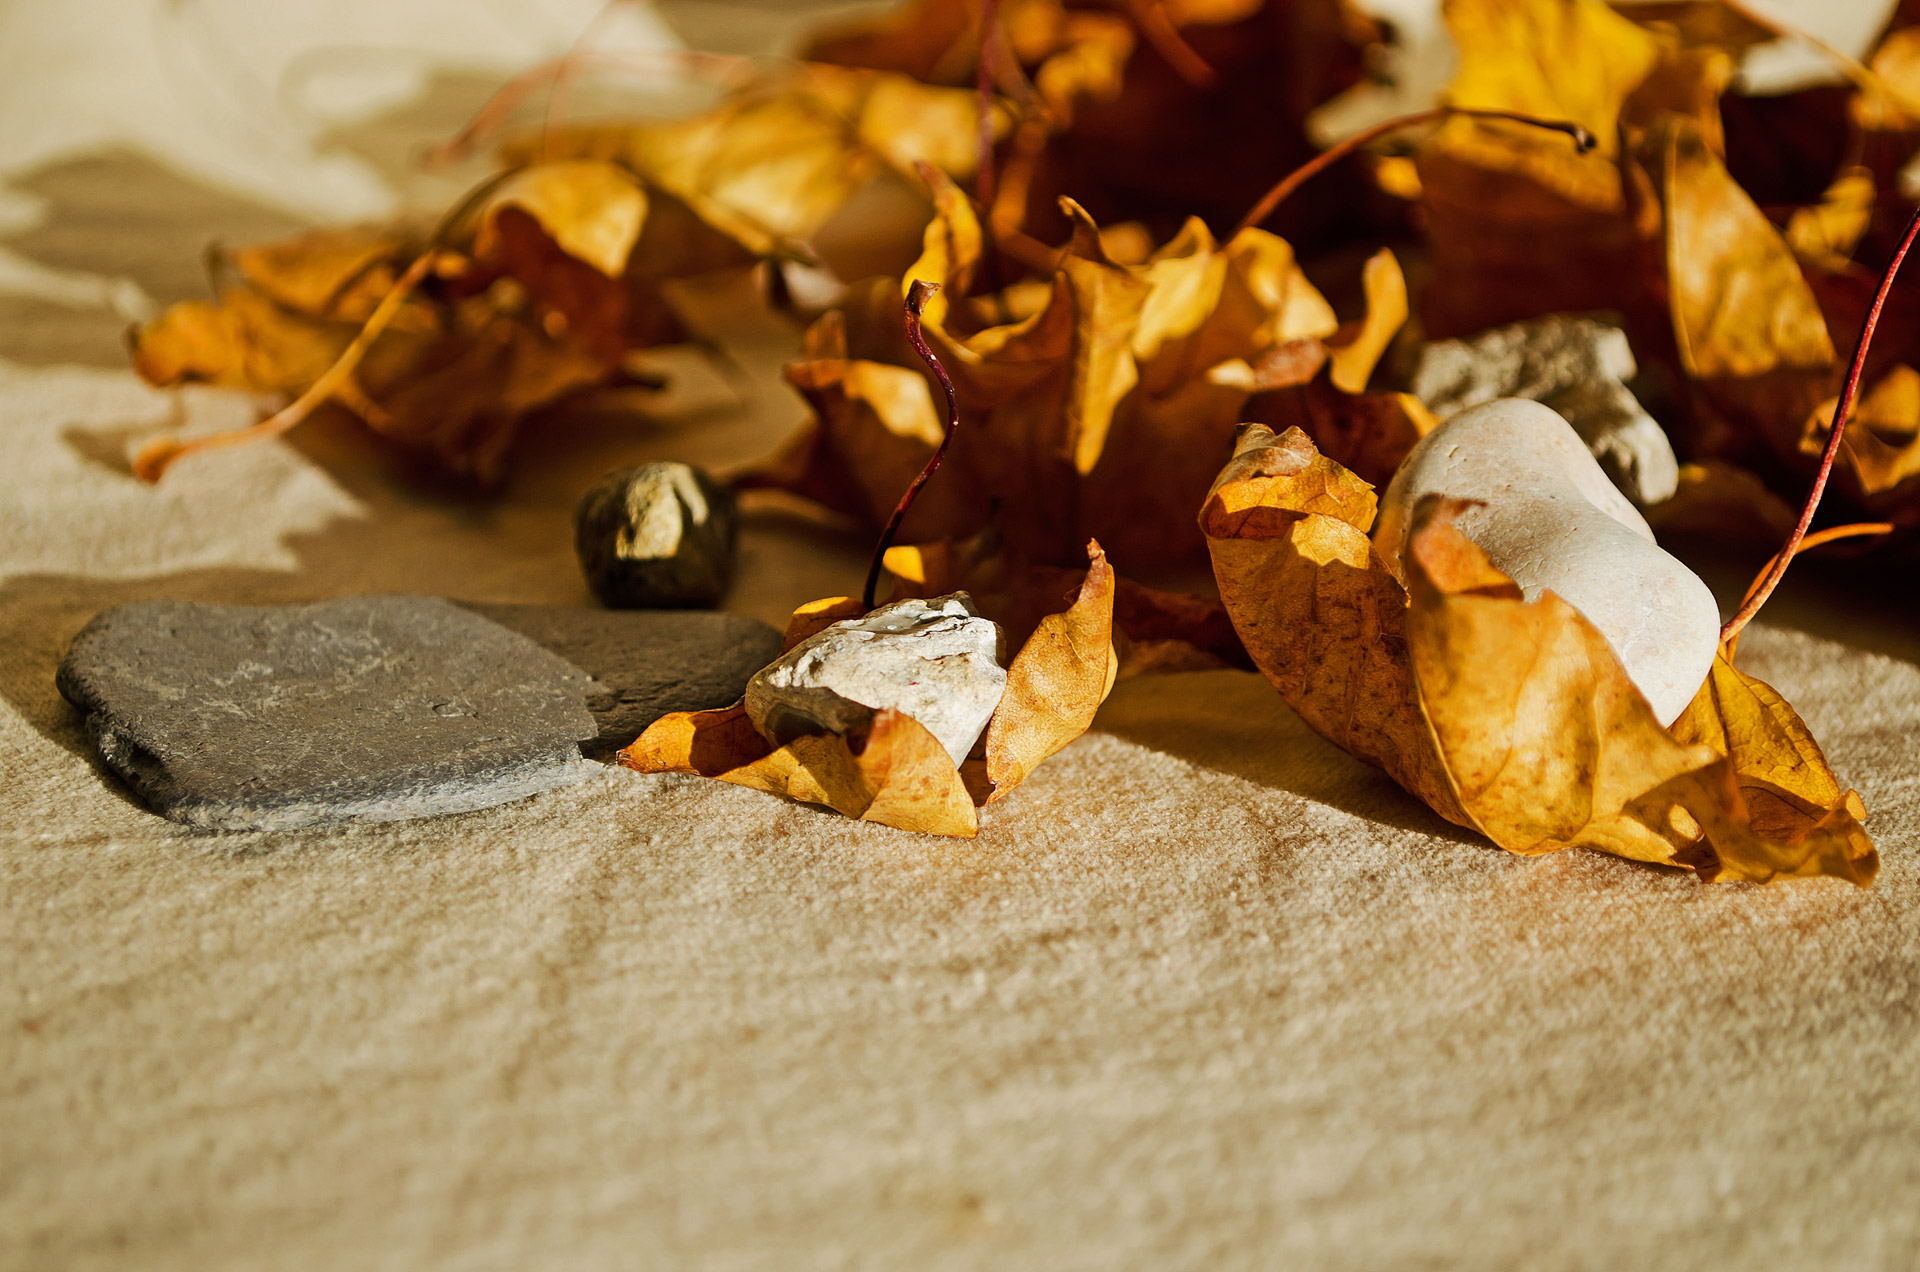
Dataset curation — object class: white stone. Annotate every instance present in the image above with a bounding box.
[745,593,1007,767]
[1409,315,1680,506]
[1373,398,1720,726]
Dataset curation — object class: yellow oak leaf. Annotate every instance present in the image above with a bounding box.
[618,542,1118,836]
[1201,423,1875,884]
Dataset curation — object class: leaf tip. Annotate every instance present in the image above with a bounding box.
[130,436,187,484]
[905,278,941,317]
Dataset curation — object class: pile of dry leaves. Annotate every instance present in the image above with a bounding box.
[129,0,1920,885]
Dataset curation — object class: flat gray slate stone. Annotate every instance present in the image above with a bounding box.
[459,603,781,760]
[57,596,782,831]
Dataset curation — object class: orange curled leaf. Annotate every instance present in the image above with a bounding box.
[752,187,1401,570]
[1799,365,1920,502]
[133,251,440,482]
[980,540,1118,801]
[1657,115,1836,380]
[619,703,771,777]
[1323,248,1408,394]
[781,596,867,650]
[1200,425,1464,823]
[619,540,1119,835]
[476,160,649,279]
[618,703,978,837]
[230,228,407,321]
[1671,658,1867,844]
[1202,423,1876,884]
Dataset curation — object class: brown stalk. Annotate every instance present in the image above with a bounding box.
[1719,206,1920,644]
[1233,107,1597,237]
[976,0,1001,213]
[422,48,758,169]
[1124,0,1218,89]
[132,251,437,482]
[540,0,645,163]
[1722,521,1894,658]
[1713,0,1888,103]
[863,281,958,610]
[133,169,523,483]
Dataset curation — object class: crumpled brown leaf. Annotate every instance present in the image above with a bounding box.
[1200,421,1876,884]
[617,541,1119,834]
[747,174,1404,568]
[1797,364,1920,514]
[806,0,1382,242]
[1656,115,1837,381]
[879,529,1253,677]
[1403,0,1910,545]
[1411,0,1817,373]
[130,160,756,483]
[509,66,999,261]
[1414,0,1671,337]
[1786,167,1876,272]
[1236,249,1435,486]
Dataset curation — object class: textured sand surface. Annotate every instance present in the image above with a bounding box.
[5,5,1920,1269]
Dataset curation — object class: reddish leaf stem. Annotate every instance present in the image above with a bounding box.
[1713,0,1884,102]
[1723,520,1894,658]
[540,0,641,162]
[1233,107,1597,237]
[976,0,1000,213]
[132,168,521,482]
[863,281,958,610]
[1124,0,1218,89]
[133,252,438,482]
[1720,204,1920,646]
[423,48,757,169]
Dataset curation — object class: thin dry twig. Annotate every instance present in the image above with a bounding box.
[1720,204,1920,646]
[1714,0,1888,103]
[132,252,438,483]
[133,170,525,482]
[862,281,958,610]
[1125,0,1218,88]
[1233,106,1596,237]
[976,0,1002,212]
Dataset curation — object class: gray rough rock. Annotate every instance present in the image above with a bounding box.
[744,593,1006,767]
[1374,399,1720,726]
[1408,315,1679,506]
[462,603,780,759]
[57,596,784,829]
[575,462,738,608]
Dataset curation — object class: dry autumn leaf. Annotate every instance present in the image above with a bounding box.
[1413,0,1668,336]
[1798,364,1920,515]
[130,161,758,483]
[879,530,1253,677]
[1786,167,1876,272]
[509,65,1002,263]
[1200,421,1875,884]
[746,170,1404,568]
[1409,0,1792,356]
[1656,115,1837,381]
[806,0,1383,242]
[618,540,1119,834]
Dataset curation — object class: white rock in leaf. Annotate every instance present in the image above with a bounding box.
[1373,398,1720,726]
[745,592,1008,767]
[1409,315,1680,506]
